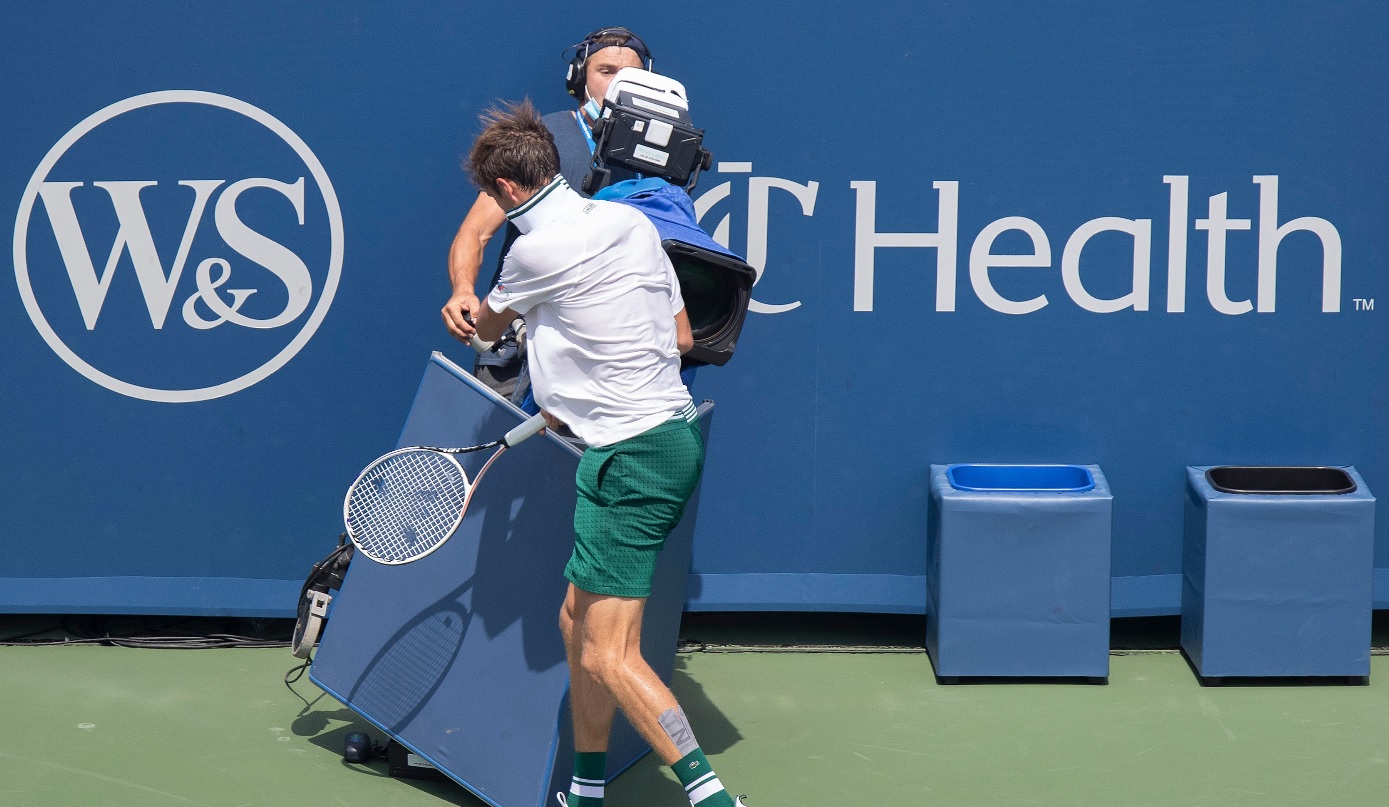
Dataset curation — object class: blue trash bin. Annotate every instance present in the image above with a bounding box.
[1182,466,1375,684]
[927,464,1112,681]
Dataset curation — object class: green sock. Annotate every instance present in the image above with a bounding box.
[568,751,606,806]
[672,747,734,806]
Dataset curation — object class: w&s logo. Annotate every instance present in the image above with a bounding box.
[13,90,343,403]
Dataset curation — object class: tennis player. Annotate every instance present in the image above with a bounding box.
[466,101,745,807]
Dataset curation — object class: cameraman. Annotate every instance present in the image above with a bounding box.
[442,27,652,400]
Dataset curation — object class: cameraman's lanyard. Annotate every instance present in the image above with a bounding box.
[576,110,643,180]
[576,111,597,154]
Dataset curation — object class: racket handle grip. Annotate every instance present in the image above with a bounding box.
[503,412,549,447]
[462,313,496,353]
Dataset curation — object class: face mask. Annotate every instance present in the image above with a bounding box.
[583,96,602,122]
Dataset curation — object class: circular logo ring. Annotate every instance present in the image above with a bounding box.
[12,89,344,403]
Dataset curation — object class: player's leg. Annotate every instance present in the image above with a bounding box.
[570,588,676,757]
[560,584,617,806]
[565,415,731,803]
[573,587,738,807]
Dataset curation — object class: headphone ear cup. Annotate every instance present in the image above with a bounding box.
[566,56,586,97]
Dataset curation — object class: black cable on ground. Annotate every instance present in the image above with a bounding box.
[0,615,295,648]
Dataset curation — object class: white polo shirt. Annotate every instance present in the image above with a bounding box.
[486,176,693,447]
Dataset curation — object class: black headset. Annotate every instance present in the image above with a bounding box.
[564,27,654,99]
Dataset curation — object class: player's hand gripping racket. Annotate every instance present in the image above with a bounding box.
[343,412,548,565]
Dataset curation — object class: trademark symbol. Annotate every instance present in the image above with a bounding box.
[1353,298,1374,311]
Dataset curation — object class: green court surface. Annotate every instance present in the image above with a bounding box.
[1,615,1387,807]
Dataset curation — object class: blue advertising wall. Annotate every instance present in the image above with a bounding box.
[1,3,1385,616]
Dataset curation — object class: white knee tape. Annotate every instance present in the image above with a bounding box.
[657,707,699,757]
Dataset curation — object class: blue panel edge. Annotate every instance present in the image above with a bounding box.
[681,572,1172,617]
[0,577,302,617]
[6,570,1389,617]
[684,572,1389,617]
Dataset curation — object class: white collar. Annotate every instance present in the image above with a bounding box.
[506,175,579,234]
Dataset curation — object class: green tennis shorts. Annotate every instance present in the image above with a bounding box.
[566,414,706,598]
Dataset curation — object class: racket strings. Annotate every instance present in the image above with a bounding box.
[348,451,471,564]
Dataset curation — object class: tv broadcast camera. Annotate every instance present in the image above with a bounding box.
[582,68,713,195]
[582,68,752,368]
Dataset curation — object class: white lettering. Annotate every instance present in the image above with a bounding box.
[1163,175,1189,313]
[851,180,959,312]
[37,179,223,329]
[693,181,731,246]
[747,176,816,314]
[691,169,812,315]
[1254,175,1342,313]
[1195,192,1252,316]
[1061,217,1152,313]
[968,216,1051,315]
[182,258,257,329]
[210,177,312,328]
[711,173,1344,319]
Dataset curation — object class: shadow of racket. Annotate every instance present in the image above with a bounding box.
[345,578,475,734]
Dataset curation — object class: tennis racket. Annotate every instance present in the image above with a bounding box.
[343,412,548,565]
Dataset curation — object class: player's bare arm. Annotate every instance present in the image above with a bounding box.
[675,307,693,355]
[442,191,508,342]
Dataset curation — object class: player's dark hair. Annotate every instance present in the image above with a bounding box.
[465,98,560,194]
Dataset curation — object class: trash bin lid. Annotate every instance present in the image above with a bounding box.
[1205,466,1357,494]
[946,464,1095,493]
